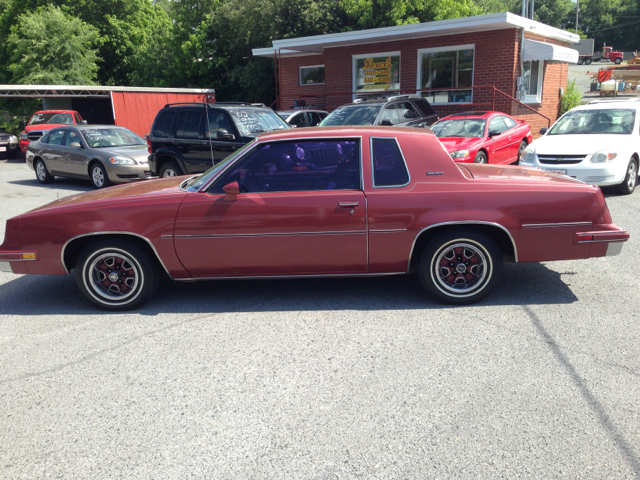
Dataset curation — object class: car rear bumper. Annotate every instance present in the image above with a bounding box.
[575,226,629,257]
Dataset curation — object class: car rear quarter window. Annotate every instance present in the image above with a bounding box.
[371,137,410,187]
[413,98,436,117]
[209,139,361,193]
[175,111,202,139]
[154,110,176,138]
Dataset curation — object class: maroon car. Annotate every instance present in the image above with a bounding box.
[431,111,533,164]
[0,126,629,310]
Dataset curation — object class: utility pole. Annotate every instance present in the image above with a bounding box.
[575,0,579,34]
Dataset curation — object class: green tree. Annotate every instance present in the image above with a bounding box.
[7,4,100,84]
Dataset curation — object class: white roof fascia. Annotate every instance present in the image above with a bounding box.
[252,12,580,58]
[523,39,579,64]
[0,84,215,93]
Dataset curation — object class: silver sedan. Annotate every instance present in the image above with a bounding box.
[25,125,155,188]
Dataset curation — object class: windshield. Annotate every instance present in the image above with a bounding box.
[183,139,257,192]
[548,109,636,135]
[29,112,74,126]
[430,118,486,138]
[81,128,146,148]
[227,108,289,136]
[319,105,381,126]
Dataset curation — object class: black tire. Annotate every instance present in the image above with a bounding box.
[614,57,622,65]
[577,58,584,65]
[474,151,487,164]
[75,239,159,310]
[34,158,54,184]
[419,230,503,304]
[615,157,638,195]
[585,58,593,65]
[159,160,181,178]
[515,140,527,165]
[90,162,112,189]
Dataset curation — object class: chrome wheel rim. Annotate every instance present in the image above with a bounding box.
[84,249,142,304]
[92,166,105,187]
[431,241,491,297]
[627,161,637,191]
[162,168,177,178]
[36,162,46,181]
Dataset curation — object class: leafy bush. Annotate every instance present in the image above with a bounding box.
[560,79,582,116]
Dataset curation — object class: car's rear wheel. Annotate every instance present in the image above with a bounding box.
[160,160,181,178]
[585,58,593,65]
[516,140,527,165]
[75,239,159,310]
[35,159,54,184]
[90,162,112,189]
[577,58,584,65]
[474,151,487,164]
[419,230,503,304]
[614,57,622,65]
[616,157,638,195]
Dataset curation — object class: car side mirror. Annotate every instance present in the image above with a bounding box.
[223,181,240,201]
[381,120,393,126]
[19,120,26,130]
[489,129,501,137]
[80,120,87,125]
[539,127,548,135]
[70,142,83,149]
[217,129,235,140]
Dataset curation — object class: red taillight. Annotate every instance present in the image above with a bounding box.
[147,138,152,155]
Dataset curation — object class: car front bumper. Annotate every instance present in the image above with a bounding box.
[523,156,628,186]
[0,141,19,152]
[106,163,156,183]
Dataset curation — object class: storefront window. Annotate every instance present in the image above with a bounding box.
[521,61,543,103]
[417,45,474,104]
[299,65,325,85]
[353,52,400,96]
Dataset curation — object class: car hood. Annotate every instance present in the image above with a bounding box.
[530,134,631,155]
[461,164,585,185]
[22,177,189,216]
[438,136,485,152]
[98,144,150,163]
[25,124,65,132]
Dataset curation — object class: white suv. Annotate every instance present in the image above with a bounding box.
[520,100,640,195]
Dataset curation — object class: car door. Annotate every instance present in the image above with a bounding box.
[173,109,207,173]
[173,138,367,276]
[206,109,245,170]
[42,129,67,174]
[500,115,521,161]
[486,116,511,164]
[61,129,89,177]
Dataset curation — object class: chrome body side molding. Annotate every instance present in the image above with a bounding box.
[522,221,592,228]
[175,272,406,282]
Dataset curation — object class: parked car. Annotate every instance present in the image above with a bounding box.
[520,100,640,195]
[0,128,19,159]
[430,111,532,164]
[319,95,438,128]
[25,125,153,189]
[0,126,628,310]
[148,102,290,177]
[277,109,328,128]
[19,110,84,153]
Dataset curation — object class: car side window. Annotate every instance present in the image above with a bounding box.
[379,105,401,125]
[48,130,66,146]
[74,113,82,124]
[208,139,360,194]
[489,116,508,134]
[307,112,323,126]
[396,102,419,121]
[175,110,202,139]
[207,111,234,139]
[502,116,517,130]
[289,113,306,128]
[413,98,437,117]
[154,111,175,138]
[64,130,82,146]
[371,137,409,187]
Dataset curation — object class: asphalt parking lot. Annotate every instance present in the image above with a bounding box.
[1,157,639,479]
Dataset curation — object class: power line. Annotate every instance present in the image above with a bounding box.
[589,19,640,33]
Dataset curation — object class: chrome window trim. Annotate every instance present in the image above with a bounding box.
[175,271,405,282]
[199,136,365,194]
[60,231,173,279]
[370,136,411,189]
[522,221,592,228]
[406,221,519,272]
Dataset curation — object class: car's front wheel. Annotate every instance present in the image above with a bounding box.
[75,239,159,310]
[419,230,503,304]
[474,151,487,164]
[160,160,181,178]
[35,159,54,184]
[616,157,638,195]
[90,162,112,189]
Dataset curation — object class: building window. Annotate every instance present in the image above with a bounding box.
[417,45,475,104]
[522,61,543,103]
[299,65,325,85]
[353,51,401,97]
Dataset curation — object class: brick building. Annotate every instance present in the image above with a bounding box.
[253,12,579,133]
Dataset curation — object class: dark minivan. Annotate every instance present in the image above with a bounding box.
[148,102,290,177]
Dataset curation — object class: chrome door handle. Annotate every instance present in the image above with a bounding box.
[339,201,359,208]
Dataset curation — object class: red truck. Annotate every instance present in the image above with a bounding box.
[574,40,624,65]
[19,110,84,153]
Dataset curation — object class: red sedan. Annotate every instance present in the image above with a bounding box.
[431,111,533,164]
[0,126,628,310]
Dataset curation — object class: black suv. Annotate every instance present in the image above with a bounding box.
[148,102,290,177]
[319,95,438,128]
